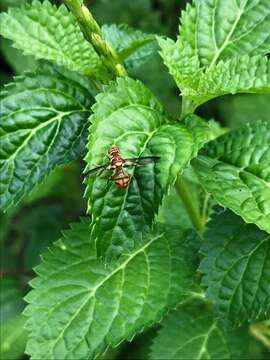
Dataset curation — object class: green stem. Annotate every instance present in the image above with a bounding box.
[63,0,127,78]
[180,97,197,120]
[175,176,204,232]
[201,193,210,225]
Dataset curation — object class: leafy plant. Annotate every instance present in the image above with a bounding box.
[0,0,269,359]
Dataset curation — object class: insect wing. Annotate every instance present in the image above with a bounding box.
[124,156,160,167]
[84,164,109,178]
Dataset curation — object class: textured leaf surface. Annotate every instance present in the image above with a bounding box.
[159,0,270,107]
[200,209,270,325]
[102,24,157,69]
[0,0,106,79]
[24,220,194,360]
[193,121,270,233]
[0,65,95,211]
[85,77,212,259]
[150,302,248,360]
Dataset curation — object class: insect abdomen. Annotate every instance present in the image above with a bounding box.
[115,176,129,188]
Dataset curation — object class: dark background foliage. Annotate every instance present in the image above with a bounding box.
[0,1,269,359]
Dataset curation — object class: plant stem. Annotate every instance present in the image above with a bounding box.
[63,0,127,78]
[175,176,204,232]
[180,97,197,120]
[201,193,210,225]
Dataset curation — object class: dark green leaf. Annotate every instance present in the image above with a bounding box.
[150,301,249,359]
[0,65,95,211]
[85,77,213,259]
[24,220,194,359]
[200,209,270,325]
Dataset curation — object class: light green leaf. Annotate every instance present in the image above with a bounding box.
[0,315,28,360]
[85,77,213,259]
[200,209,270,324]
[193,121,270,233]
[0,0,107,79]
[102,24,157,69]
[0,65,95,211]
[24,220,194,360]
[159,0,270,108]
[150,301,248,360]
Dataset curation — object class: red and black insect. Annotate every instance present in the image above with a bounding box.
[85,146,160,189]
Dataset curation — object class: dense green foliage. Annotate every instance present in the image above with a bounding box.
[0,1,269,359]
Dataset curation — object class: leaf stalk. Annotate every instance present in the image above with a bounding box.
[175,176,204,233]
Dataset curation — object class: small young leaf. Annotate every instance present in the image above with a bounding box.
[193,121,270,233]
[102,24,157,69]
[0,0,107,79]
[24,220,194,360]
[0,65,95,211]
[150,302,249,360]
[159,0,270,108]
[200,209,270,325]
[85,77,213,259]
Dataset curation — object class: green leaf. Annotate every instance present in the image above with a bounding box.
[85,77,213,259]
[150,301,248,360]
[0,65,95,211]
[102,24,157,69]
[0,0,107,79]
[24,220,194,360]
[193,121,270,233]
[0,315,28,360]
[159,0,270,108]
[200,209,270,325]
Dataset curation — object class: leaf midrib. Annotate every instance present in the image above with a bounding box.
[3,110,86,162]
[49,234,164,355]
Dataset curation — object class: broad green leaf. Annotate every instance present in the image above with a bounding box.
[102,24,157,69]
[0,315,28,360]
[159,0,270,108]
[0,0,107,79]
[193,121,270,233]
[0,65,95,211]
[24,220,194,360]
[200,209,270,325]
[150,301,248,360]
[85,77,213,259]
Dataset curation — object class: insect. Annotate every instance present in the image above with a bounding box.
[85,146,160,189]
